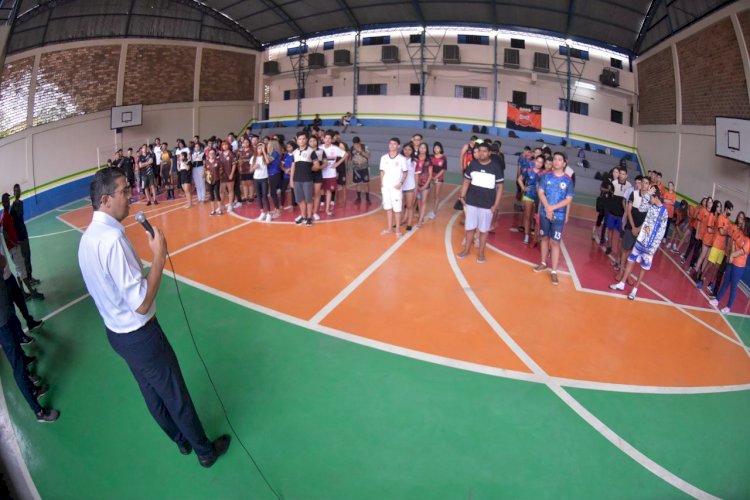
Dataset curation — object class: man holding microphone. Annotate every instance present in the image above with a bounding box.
[78,168,229,467]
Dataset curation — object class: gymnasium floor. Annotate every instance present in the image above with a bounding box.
[2,176,750,499]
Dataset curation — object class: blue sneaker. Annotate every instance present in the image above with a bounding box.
[696,280,703,289]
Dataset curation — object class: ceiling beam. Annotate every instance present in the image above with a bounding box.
[335,0,360,29]
[256,0,305,38]
[411,0,425,26]
[566,0,576,35]
[632,0,664,54]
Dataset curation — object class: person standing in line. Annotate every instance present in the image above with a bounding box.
[78,168,230,467]
[610,187,669,300]
[217,141,237,213]
[1,194,43,299]
[122,148,137,200]
[0,241,42,334]
[533,152,575,286]
[710,213,749,313]
[350,136,371,205]
[290,131,319,227]
[456,142,504,263]
[428,141,447,220]
[11,184,41,287]
[138,144,157,206]
[379,137,409,238]
[191,142,206,203]
[0,250,58,422]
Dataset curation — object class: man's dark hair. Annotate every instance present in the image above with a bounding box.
[1,193,9,208]
[389,137,401,145]
[325,129,336,138]
[296,131,309,139]
[553,151,567,162]
[90,167,126,211]
[13,183,19,190]
[476,142,491,151]
[523,146,532,151]
[412,133,423,140]
[352,136,361,144]
[725,200,734,211]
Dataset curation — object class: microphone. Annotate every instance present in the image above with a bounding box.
[135,211,155,238]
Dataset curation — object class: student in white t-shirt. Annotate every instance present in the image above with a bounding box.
[379,137,409,238]
[250,143,271,222]
[321,131,347,216]
[399,143,417,230]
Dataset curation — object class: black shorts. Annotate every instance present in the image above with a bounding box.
[160,165,171,181]
[352,167,370,184]
[312,169,323,184]
[337,164,346,185]
[208,182,221,201]
[142,173,156,188]
[241,173,253,181]
[178,170,191,185]
[622,229,637,251]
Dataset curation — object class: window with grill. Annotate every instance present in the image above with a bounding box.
[512,91,527,106]
[287,45,308,56]
[611,109,623,124]
[409,33,424,44]
[357,84,387,95]
[510,38,525,49]
[323,41,334,50]
[559,98,589,115]
[410,83,422,96]
[363,36,390,46]
[283,89,305,100]
[610,57,623,69]
[457,34,489,45]
[322,86,333,97]
[455,85,487,100]
[559,46,589,60]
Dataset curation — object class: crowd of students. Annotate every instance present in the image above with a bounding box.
[108,129,749,313]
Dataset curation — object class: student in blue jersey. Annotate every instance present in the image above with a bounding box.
[533,152,574,285]
[518,154,543,245]
[610,186,669,300]
[457,142,504,263]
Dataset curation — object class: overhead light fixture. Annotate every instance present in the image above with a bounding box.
[575,81,597,90]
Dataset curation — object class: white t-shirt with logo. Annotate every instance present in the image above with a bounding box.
[253,156,268,179]
[379,153,409,189]
[321,144,344,179]
[402,156,417,191]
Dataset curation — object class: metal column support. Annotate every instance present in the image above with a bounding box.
[419,29,425,128]
[353,31,360,119]
[565,48,571,140]
[492,33,498,132]
[295,40,307,123]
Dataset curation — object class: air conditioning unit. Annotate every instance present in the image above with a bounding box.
[307,52,325,69]
[263,61,279,76]
[504,48,519,69]
[333,49,351,66]
[381,45,399,63]
[599,67,620,87]
[443,45,460,64]
[533,52,549,73]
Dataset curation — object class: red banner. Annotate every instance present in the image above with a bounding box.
[507,102,542,132]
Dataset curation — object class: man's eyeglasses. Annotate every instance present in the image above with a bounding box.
[110,185,131,197]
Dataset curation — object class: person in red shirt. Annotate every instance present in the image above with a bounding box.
[700,201,732,292]
[710,213,749,313]
[1,194,43,299]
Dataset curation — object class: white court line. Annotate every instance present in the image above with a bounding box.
[0,377,41,500]
[444,213,718,500]
[168,220,254,258]
[28,228,78,239]
[559,235,750,353]
[55,202,188,234]
[309,186,459,324]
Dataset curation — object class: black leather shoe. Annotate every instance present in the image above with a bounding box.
[198,435,231,468]
[177,441,192,455]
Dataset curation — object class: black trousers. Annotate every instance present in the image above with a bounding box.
[0,314,40,414]
[5,276,32,327]
[107,318,213,456]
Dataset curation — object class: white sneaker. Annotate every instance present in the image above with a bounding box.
[523,235,529,245]
[225,203,230,210]
[209,210,216,216]
[265,213,272,222]
[709,299,719,307]
[233,201,242,209]
[256,212,266,221]
[628,287,638,300]
[227,206,234,213]
[721,307,730,314]
[313,213,320,220]
[609,282,625,291]
[428,211,436,220]
[331,201,335,207]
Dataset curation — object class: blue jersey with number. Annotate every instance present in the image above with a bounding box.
[539,172,575,221]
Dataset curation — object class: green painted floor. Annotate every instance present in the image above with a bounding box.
[1,199,749,499]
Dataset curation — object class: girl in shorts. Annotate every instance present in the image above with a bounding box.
[429,141,447,219]
[415,142,433,227]
[177,152,192,208]
[519,155,544,245]
[204,148,222,216]
[280,141,295,209]
[238,138,254,203]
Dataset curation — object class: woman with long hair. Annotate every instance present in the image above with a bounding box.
[429,141,447,219]
[191,141,206,203]
[250,142,271,222]
[309,135,325,220]
[693,199,721,279]
[217,140,237,213]
[710,212,749,313]
[204,148,222,216]
[400,143,417,231]
[667,200,690,253]
[177,151,192,208]
[280,140,296,210]
[519,155,544,245]
[238,138,254,204]
[415,142,433,227]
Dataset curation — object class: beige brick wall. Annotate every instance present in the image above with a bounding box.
[33,46,120,126]
[123,44,196,105]
[199,48,255,101]
[637,48,676,125]
[678,18,750,124]
[0,57,34,136]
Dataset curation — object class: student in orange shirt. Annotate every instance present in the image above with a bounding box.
[682,197,706,265]
[685,197,711,269]
[699,201,732,292]
[710,214,749,314]
[662,181,677,242]
[668,200,689,253]
[693,199,721,279]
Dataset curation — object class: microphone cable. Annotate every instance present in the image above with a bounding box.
[166,251,282,500]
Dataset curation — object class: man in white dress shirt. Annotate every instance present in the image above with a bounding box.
[78,168,229,467]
